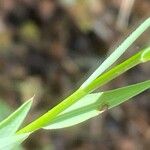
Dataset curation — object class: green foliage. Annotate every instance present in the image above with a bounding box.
[0,98,32,149]
[141,47,150,62]
[0,98,33,137]
[0,134,29,150]
[0,18,150,149]
[81,18,150,88]
[17,46,150,134]
[43,80,150,129]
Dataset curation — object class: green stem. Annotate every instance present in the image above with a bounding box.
[81,18,150,88]
[84,48,150,93]
[17,89,86,134]
[17,48,149,134]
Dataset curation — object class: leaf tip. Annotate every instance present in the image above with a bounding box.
[141,47,150,62]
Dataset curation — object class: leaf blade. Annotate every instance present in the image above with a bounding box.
[43,80,150,129]
[81,18,150,88]
[0,133,30,150]
[0,97,33,137]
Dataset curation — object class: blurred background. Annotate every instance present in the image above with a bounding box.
[0,0,150,149]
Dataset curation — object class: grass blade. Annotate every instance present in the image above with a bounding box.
[81,18,150,88]
[84,47,150,92]
[17,47,150,134]
[43,80,150,129]
[43,93,102,129]
[0,133,29,150]
[0,97,33,137]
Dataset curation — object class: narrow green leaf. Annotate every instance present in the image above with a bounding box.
[43,93,102,129]
[0,133,29,150]
[43,80,150,129]
[81,18,150,88]
[141,47,150,62]
[84,47,150,92]
[0,97,33,137]
[98,80,150,109]
[17,47,150,134]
